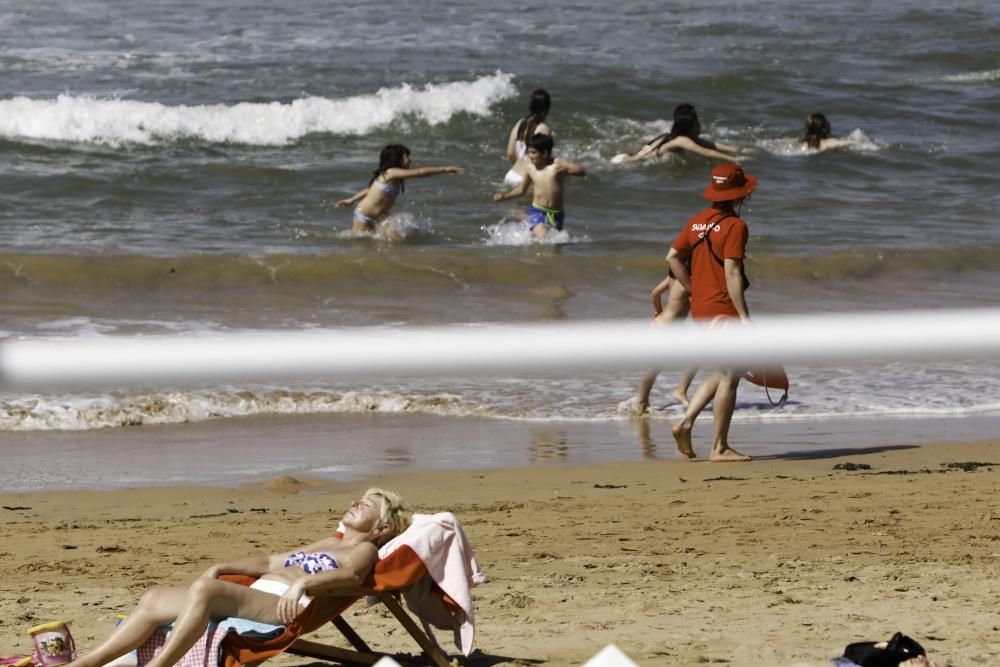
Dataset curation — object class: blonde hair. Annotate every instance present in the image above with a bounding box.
[364,487,411,545]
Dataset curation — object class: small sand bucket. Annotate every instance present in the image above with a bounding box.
[27,621,76,667]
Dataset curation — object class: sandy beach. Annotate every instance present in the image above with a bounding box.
[2,439,999,666]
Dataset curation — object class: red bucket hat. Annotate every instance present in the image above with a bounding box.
[703,162,757,202]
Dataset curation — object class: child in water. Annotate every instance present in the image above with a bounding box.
[493,133,585,240]
[635,274,697,413]
[336,144,462,235]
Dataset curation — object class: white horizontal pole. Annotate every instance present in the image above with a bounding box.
[0,308,998,389]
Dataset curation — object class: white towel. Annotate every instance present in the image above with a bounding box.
[377,512,486,656]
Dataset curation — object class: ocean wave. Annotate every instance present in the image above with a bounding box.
[941,69,1000,83]
[0,389,500,431]
[3,383,998,432]
[0,72,516,146]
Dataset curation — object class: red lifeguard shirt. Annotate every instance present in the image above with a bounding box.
[672,207,748,320]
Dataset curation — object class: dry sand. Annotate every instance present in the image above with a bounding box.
[2,440,999,666]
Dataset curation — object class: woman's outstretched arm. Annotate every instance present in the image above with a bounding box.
[673,136,750,162]
[383,166,463,181]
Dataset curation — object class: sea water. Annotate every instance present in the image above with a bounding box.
[1,0,998,486]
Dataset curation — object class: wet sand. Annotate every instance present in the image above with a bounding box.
[4,411,1000,491]
[2,439,999,665]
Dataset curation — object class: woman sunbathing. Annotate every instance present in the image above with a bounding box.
[70,488,409,667]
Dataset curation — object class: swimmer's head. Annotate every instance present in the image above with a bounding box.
[671,103,701,138]
[378,144,411,171]
[370,144,411,187]
[526,133,554,167]
[803,113,831,149]
[518,90,553,143]
[528,89,552,118]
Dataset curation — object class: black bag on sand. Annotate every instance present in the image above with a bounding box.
[843,631,926,666]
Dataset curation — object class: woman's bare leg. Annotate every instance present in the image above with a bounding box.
[144,578,287,667]
[71,587,188,667]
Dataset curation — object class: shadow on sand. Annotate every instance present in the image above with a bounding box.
[752,444,920,461]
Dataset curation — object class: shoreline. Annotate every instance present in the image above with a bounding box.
[2,439,999,665]
[2,411,1000,493]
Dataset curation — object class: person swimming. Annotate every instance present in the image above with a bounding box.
[335,144,462,235]
[800,112,861,152]
[503,89,552,187]
[614,103,750,164]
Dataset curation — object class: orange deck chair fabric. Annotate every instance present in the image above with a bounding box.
[218,545,437,667]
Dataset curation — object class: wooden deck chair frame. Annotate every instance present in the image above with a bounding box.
[287,593,450,667]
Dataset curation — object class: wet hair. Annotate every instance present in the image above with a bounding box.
[363,487,411,546]
[369,144,410,191]
[802,112,832,149]
[526,132,554,155]
[516,89,552,143]
[649,103,701,152]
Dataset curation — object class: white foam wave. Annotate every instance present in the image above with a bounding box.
[0,389,497,431]
[1,382,998,432]
[941,69,1000,83]
[0,72,516,146]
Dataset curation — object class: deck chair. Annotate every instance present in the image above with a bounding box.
[138,512,483,667]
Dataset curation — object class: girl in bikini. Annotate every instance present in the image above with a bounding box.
[336,144,462,234]
[69,489,409,667]
[503,89,552,187]
[615,103,751,164]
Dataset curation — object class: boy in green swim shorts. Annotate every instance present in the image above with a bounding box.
[494,133,586,240]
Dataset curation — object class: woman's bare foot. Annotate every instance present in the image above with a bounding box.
[671,421,697,459]
[709,447,752,462]
[672,388,690,407]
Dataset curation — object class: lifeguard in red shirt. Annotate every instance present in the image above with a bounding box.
[666,163,756,462]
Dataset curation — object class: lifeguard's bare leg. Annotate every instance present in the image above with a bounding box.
[709,371,751,462]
